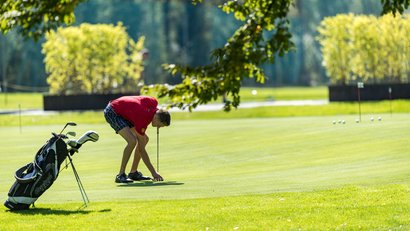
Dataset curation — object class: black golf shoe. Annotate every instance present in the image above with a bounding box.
[115,173,133,183]
[128,171,151,181]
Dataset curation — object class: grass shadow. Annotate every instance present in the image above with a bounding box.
[6,207,112,216]
[118,181,184,187]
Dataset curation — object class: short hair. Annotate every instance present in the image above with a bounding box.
[156,109,171,126]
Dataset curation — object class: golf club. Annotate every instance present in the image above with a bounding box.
[66,131,76,137]
[59,122,77,135]
[65,130,99,208]
[67,131,99,155]
[67,140,78,149]
[77,130,99,144]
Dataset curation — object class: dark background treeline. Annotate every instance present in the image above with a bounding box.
[0,0,382,92]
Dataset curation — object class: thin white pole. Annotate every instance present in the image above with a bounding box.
[157,127,159,172]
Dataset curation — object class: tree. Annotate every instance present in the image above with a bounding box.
[152,0,295,111]
[316,14,354,85]
[0,0,87,39]
[317,13,410,84]
[380,13,410,82]
[42,23,145,94]
[0,34,13,93]
[1,0,409,109]
[350,15,386,83]
[381,0,410,14]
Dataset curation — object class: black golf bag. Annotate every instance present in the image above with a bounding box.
[4,124,99,211]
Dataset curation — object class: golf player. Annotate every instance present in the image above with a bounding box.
[104,96,171,183]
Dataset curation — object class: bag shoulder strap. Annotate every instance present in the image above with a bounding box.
[14,162,39,183]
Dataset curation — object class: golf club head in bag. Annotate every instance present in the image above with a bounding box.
[59,122,77,135]
[67,131,99,155]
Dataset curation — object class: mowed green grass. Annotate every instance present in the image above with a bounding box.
[0,114,409,230]
[239,86,328,101]
[1,99,410,127]
[0,93,43,110]
[0,87,327,111]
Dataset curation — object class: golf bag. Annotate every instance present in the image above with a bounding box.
[4,124,99,211]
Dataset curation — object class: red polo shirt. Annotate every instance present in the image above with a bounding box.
[110,96,158,135]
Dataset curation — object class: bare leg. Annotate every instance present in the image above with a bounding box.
[117,127,137,174]
[130,128,145,173]
[130,152,141,173]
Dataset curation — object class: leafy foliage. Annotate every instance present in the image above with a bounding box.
[317,13,410,84]
[146,0,294,111]
[147,0,409,111]
[1,0,409,109]
[381,0,410,15]
[42,23,145,94]
[0,0,87,40]
[316,14,354,84]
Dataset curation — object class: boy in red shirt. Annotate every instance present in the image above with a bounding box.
[104,96,171,183]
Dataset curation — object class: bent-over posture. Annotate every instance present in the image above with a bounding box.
[104,96,170,183]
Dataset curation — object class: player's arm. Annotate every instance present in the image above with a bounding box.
[136,133,163,181]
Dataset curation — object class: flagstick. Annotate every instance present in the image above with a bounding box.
[157,127,159,172]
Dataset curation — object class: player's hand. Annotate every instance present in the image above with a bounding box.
[152,172,163,181]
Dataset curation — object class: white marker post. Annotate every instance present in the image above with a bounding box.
[19,104,22,134]
[357,82,364,122]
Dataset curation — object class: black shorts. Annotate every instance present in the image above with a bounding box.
[103,103,133,133]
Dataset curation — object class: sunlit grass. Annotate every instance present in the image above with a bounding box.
[0,87,327,111]
[0,115,409,229]
[0,93,43,110]
[0,90,409,229]
[1,184,408,230]
[0,99,409,127]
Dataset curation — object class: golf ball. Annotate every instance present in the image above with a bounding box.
[355,119,359,123]
[342,120,346,124]
[370,117,374,122]
[378,117,382,121]
[332,121,336,124]
[251,89,258,95]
